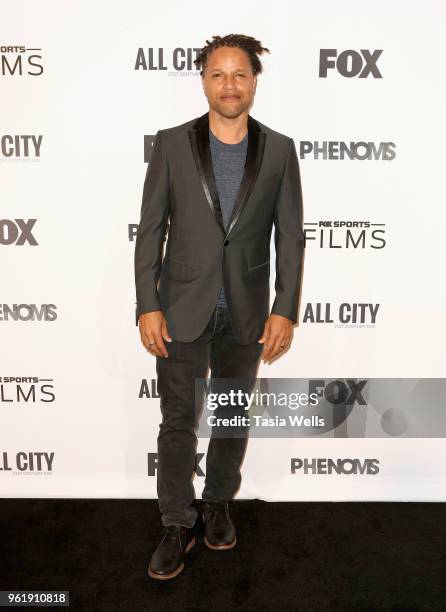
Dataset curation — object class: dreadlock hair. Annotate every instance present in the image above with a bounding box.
[194,34,270,77]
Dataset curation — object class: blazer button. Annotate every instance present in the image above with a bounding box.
[224,239,229,246]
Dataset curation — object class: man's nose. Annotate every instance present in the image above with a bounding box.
[222,75,236,88]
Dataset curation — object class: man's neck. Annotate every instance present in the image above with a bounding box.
[208,109,248,145]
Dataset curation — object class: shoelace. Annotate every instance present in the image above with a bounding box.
[205,502,228,523]
[161,526,185,547]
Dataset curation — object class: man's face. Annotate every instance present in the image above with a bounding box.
[201,46,257,119]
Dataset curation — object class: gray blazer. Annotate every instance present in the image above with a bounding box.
[134,110,304,345]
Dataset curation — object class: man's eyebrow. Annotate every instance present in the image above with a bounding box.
[209,68,249,72]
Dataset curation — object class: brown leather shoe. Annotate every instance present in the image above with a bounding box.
[202,501,237,550]
[148,525,195,580]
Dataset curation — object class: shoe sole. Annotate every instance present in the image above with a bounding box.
[204,534,237,550]
[148,536,196,580]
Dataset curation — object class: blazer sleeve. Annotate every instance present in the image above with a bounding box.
[270,137,305,324]
[134,129,170,325]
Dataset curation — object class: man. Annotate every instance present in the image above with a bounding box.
[134,33,304,580]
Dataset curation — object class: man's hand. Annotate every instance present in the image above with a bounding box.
[138,310,172,358]
[258,314,293,363]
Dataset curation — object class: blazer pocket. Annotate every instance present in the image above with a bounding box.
[163,256,199,282]
[248,259,270,282]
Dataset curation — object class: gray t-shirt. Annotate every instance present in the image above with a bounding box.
[209,128,248,308]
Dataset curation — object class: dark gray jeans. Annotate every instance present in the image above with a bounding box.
[155,305,264,528]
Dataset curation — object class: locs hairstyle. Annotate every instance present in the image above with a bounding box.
[193,34,270,76]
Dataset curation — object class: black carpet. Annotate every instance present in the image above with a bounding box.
[1,499,445,611]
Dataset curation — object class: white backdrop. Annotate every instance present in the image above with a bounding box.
[1,0,445,500]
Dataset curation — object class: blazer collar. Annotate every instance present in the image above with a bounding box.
[188,111,266,239]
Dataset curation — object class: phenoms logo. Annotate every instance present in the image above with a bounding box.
[291,457,380,474]
[1,45,44,76]
[0,304,57,322]
[298,140,396,161]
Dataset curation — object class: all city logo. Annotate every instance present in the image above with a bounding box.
[303,303,380,326]
[1,135,42,158]
[0,452,54,473]
[135,48,201,72]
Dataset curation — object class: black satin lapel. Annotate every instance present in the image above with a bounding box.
[188,114,225,235]
[225,117,266,238]
[198,121,225,234]
[188,112,266,239]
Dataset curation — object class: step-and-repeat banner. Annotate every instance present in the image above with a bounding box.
[2,1,445,500]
